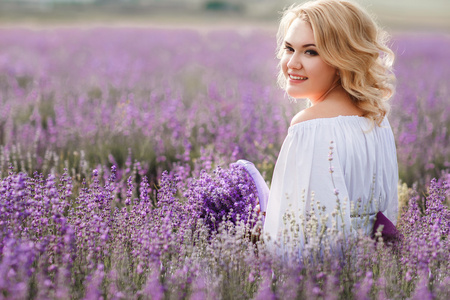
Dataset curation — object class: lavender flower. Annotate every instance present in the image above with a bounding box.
[0,28,448,299]
[184,164,258,233]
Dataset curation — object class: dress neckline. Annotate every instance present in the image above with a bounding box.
[288,115,368,131]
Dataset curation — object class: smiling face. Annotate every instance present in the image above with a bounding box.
[281,18,339,103]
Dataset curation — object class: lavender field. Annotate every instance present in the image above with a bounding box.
[0,28,449,299]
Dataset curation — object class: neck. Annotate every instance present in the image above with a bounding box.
[310,81,347,105]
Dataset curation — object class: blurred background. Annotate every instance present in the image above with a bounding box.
[0,0,448,188]
[0,0,449,32]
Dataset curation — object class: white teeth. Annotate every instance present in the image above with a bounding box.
[290,75,307,80]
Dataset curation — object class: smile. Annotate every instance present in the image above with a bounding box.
[289,74,308,80]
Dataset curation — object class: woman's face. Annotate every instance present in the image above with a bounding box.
[281,18,338,103]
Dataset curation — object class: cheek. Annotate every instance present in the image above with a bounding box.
[320,64,337,79]
[311,63,337,83]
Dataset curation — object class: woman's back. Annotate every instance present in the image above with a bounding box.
[263,115,398,241]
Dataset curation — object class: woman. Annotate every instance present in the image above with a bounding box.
[262,0,399,245]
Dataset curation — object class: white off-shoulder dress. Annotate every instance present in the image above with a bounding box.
[263,115,398,243]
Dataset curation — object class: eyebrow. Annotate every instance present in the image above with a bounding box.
[285,41,316,48]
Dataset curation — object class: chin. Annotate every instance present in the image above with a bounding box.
[285,88,306,99]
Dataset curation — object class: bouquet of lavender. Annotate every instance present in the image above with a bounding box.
[184,164,259,233]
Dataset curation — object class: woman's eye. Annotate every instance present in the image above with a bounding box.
[305,49,318,56]
[284,46,294,52]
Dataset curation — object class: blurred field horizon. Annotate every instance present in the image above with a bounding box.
[1,0,450,33]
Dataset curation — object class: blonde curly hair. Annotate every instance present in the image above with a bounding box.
[276,0,395,126]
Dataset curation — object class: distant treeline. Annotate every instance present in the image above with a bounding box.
[0,0,282,16]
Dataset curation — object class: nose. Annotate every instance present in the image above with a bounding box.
[287,53,302,70]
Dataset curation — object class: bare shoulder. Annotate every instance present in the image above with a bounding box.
[290,106,320,126]
[290,103,335,126]
[290,100,364,127]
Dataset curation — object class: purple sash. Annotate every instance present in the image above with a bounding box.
[372,211,401,242]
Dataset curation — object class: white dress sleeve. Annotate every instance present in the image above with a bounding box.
[234,159,269,223]
[263,116,399,244]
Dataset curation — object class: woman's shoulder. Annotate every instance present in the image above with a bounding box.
[288,115,371,134]
[290,103,364,129]
[290,106,318,127]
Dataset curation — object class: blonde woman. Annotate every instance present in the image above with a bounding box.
[261,0,399,245]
